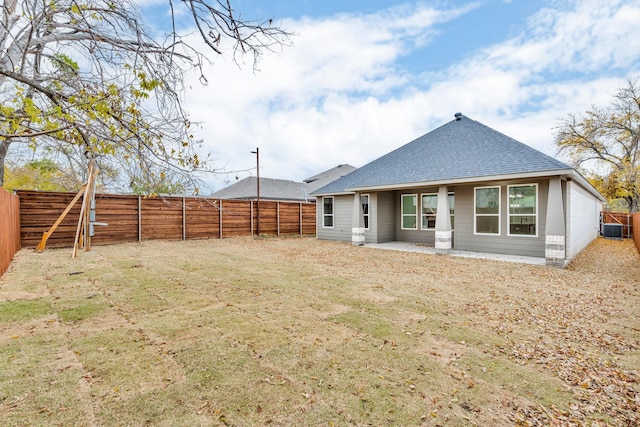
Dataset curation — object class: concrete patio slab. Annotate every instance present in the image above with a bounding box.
[364,241,546,266]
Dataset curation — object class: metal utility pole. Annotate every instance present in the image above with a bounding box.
[251,147,260,235]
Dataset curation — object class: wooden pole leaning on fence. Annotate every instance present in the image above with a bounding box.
[34,161,99,254]
[72,161,99,258]
[34,185,87,253]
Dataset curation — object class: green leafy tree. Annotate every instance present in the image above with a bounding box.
[4,159,76,191]
[555,78,640,212]
[0,0,289,192]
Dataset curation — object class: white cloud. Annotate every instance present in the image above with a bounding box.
[180,0,640,193]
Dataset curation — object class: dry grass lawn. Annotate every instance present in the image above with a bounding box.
[0,237,639,426]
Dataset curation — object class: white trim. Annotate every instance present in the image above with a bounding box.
[401,193,418,230]
[322,196,334,228]
[474,185,501,235]
[507,183,538,238]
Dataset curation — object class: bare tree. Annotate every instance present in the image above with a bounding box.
[0,0,289,191]
[556,78,640,212]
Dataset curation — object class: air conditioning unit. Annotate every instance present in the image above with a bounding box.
[602,223,623,239]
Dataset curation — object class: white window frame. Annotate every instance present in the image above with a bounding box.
[401,194,418,230]
[474,186,501,235]
[322,196,334,228]
[507,184,538,237]
[361,193,370,230]
[420,193,437,230]
[420,193,455,231]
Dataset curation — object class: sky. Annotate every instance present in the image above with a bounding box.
[138,0,640,193]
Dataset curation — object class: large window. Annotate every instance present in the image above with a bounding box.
[361,194,370,230]
[508,184,537,236]
[323,196,334,228]
[401,194,417,229]
[475,186,500,234]
[421,194,437,229]
[421,193,455,230]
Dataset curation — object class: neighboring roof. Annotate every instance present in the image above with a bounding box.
[303,164,357,193]
[211,176,308,202]
[312,114,602,200]
[211,164,356,202]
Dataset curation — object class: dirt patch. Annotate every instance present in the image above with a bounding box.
[0,237,638,426]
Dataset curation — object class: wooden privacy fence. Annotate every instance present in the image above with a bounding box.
[601,212,633,238]
[634,213,640,255]
[0,188,21,276]
[600,211,640,255]
[18,190,316,249]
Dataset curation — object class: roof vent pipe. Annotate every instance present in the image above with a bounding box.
[454,112,462,121]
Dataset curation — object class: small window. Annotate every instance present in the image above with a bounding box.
[448,193,455,230]
[508,184,537,236]
[401,194,417,230]
[475,186,500,235]
[421,193,455,230]
[323,196,334,228]
[361,194,370,230]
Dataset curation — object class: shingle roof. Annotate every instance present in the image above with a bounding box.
[303,164,357,193]
[312,115,572,195]
[211,164,356,202]
[211,176,308,201]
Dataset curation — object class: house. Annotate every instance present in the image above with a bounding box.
[211,164,356,202]
[311,113,605,267]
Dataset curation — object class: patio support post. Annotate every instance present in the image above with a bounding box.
[545,177,566,267]
[352,192,365,246]
[435,186,452,253]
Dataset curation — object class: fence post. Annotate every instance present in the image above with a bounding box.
[277,202,280,237]
[299,203,303,236]
[182,197,186,240]
[250,200,254,236]
[219,199,223,239]
[138,196,142,242]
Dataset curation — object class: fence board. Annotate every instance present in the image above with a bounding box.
[17,190,316,248]
[0,188,21,276]
[634,213,640,255]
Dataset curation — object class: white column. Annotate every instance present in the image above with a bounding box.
[435,186,452,253]
[352,192,365,246]
[545,177,566,267]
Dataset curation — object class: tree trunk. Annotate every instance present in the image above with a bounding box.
[0,140,9,187]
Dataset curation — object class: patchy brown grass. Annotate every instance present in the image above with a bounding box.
[0,237,638,426]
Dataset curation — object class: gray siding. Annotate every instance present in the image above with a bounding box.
[453,179,549,257]
[317,178,562,259]
[394,187,442,244]
[316,195,354,241]
[375,191,396,243]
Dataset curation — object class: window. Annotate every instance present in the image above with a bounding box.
[421,193,455,230]
[323,196,334,228]
[508,184,537,236]
[421,194,437,229]
[361,194,370,230]
[448,193,455,230]
[475,186,500,234]
[401,194,417,229]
